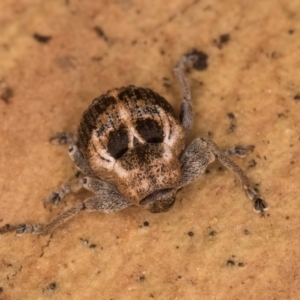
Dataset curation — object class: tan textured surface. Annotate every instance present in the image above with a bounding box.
[0,0,300,299]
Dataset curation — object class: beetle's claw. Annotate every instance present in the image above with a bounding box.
[254,197,268,216]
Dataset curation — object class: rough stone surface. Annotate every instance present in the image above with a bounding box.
[0,0,300,299]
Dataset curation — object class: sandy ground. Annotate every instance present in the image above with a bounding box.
[0,0,300,299]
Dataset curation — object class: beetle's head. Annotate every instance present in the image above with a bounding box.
[113,143,180,213]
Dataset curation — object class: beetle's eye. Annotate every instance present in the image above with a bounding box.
[136,118,164,143]
[107,124,129,159]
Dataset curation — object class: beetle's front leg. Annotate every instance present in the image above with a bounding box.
[45,142,94,207]
[179,138,268,215]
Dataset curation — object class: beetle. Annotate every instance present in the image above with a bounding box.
[0,50,268,235]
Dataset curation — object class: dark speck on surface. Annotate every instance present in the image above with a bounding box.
[227,112,235,119]
[33,33,52,43]
[294,94,300,101]
[227,259,235,266]
[143,221,149,226]
[43,282,57,293]
[219,34,230,44]
[248,159,257,168]
[209,230,216,236]
[188,49,209,71]
[188,231,194,237]
[94,26,109,42]
[214,34,231,49]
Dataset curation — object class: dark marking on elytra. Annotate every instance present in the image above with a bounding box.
[136,118,164,143]
[78,95,117,150]
[107,124,129,159]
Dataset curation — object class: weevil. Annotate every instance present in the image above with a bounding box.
[0,50,268,235]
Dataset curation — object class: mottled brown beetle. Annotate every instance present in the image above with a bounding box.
[0,51,268,235]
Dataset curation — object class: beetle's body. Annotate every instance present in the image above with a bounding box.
[78,86,185,210]
[0,50,268,236]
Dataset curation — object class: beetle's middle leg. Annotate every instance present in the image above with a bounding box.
[45,142,94,207]
[179,138,268,215]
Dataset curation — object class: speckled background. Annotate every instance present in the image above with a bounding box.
[0,0,300,299]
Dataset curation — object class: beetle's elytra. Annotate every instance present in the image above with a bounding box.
[0,50,268,236]
[78,86,185,210]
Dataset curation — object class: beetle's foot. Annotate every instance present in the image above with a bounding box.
[44,187,70,207]
[254,197,268,217]
[245,187,268,216]
[223,145,254,157]
[49,132,77,145]
[184,49,208,71]
[16,224,43,234]
[0,223,42,234]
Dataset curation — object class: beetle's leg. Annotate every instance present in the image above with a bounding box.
[1,178,131,235]
[174,52,197,134]
[68,144,94,175]
[45,144,94,207]
[179,138,268,215]
[49,132,77,145]
[50,133,94,180]
[174,50,204,133]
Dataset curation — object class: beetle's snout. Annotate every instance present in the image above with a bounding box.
[139,188,176,213]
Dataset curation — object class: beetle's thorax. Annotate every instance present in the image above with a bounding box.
[77,86,185,206]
